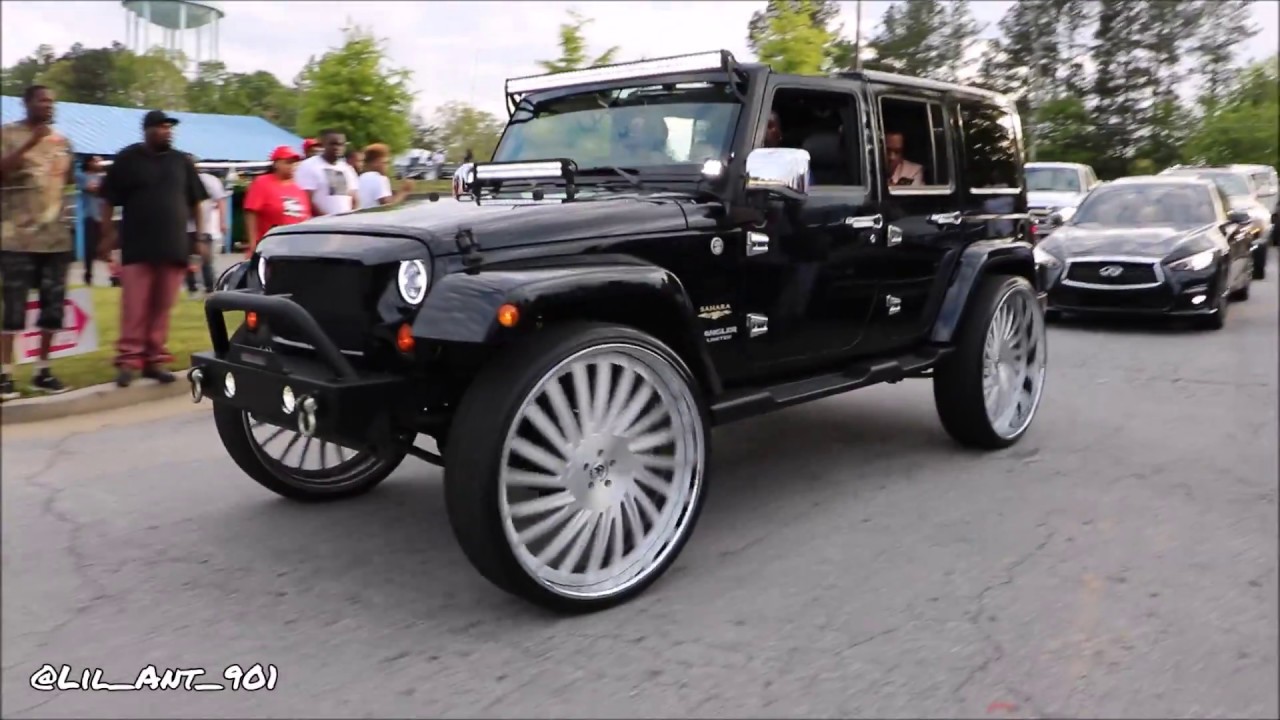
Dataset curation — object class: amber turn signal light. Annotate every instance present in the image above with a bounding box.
[497,304,520,328]
[396,323,415,353]
[245,311,259,330]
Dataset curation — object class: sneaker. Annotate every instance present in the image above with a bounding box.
[31,368,69,395]
[116,368,134,387]
[142,366,176,384]
[0,374,19,401]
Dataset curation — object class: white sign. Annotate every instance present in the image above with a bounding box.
[15,287,99,363]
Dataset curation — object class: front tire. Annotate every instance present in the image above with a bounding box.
[1251,244,1267,280]
[444,323,709,613]
[934,274,1047,450]
[212,404,406,501]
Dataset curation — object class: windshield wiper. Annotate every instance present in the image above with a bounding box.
[577,166,646,190]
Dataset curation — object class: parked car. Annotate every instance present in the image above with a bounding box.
[190,51,1048,612]
[1026,161,1099,240]
[1160,165,1271,278]
[1036,175,1256,329]
[1229,163,1279,245]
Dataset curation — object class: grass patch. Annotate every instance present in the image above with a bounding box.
[10,284,212,397]
[407,179,454,194]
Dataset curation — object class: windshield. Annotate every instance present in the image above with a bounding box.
[1026,167,1082,193]
[492,81,741,172]
[1071,184,1218,228]
[1166,170,1253,198]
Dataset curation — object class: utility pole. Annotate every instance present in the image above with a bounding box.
[854,0,864,72]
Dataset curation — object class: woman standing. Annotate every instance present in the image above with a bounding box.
[76,155,105,286]
[242,146,312,257]
[357,143,412,208]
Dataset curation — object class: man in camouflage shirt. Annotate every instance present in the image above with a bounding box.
[0,85,73,399]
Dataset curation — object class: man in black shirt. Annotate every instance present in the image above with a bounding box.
[99,110,208,387]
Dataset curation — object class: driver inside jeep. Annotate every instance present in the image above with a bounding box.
[614,114,673,165]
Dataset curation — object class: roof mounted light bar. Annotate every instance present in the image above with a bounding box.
[505,50,735,98]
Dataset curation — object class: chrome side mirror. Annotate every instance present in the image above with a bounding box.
[745,147,810,201]
[452,163,476,199]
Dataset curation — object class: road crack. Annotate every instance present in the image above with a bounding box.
[953,526,1056,717]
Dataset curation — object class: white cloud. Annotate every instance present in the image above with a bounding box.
[3,0,1277,121]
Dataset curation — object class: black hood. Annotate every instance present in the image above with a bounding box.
[1040,224,1216,259]
[271,193,693,258]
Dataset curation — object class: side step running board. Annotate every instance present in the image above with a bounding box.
[709,346,952,426]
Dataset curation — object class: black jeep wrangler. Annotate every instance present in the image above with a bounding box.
[191,51,1048,613]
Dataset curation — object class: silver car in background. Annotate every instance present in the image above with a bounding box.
[1230,163,1279,245]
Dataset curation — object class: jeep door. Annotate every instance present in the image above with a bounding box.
[739,77,881,377]
[861,86,965,354]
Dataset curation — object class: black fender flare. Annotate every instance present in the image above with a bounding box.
[215,259,250,292]
[411,260,722,395]
[929,240,1038,344]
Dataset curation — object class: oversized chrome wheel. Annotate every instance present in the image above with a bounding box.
[981,285,1047,441]
[444,324,709,612]
[498,344,704,600]
[934,274,1047,449]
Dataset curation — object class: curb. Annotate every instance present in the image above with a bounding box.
[0,373,194,426]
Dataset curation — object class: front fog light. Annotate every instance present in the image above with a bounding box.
[223,371,237,398]
[282,386,296,414]
[1192,294,1207,305]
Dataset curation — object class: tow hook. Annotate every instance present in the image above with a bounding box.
[297,396,318,437]
[188,368,204,404]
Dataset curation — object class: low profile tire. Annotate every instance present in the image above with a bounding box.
[934,274,1047,450]
[1199,288,1229,330]
[213,404,406,501]
[1251,245,1266,280]
[444,322,709,613]
[209,329,406,501]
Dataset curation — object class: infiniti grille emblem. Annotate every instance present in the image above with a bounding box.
[1099,264,1124,278]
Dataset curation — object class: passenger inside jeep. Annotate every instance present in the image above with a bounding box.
[879,96,950,188]
[766,88,860,185]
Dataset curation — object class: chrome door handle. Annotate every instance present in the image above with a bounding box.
[929,211,962,226]
[845,214,884,230]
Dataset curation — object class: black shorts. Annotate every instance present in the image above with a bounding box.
[0,251,70,332]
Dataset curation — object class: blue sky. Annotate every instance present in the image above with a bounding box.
[3,0,1277,120]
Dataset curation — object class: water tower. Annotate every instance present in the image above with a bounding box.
[121,0,225,74]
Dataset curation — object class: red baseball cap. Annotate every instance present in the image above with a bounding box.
[302,138,318,152]
[270,145,302,162]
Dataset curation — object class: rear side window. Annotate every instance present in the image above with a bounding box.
[960,102,1019,191]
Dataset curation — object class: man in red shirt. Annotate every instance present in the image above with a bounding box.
[243,145,312,256]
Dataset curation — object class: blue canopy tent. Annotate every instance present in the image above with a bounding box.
[1,96,305,256]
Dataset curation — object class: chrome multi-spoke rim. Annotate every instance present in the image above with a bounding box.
[243,413,379,483]
[498,344,704,600]
[981,287,1047,440]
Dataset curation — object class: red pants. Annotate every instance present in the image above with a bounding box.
[115,262,186,370]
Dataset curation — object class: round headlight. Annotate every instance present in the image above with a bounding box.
[256,257,268,288]
[397,259,429,305]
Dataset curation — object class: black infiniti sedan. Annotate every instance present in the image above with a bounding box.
[1034,175,1256,330]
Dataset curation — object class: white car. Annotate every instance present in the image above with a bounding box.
[1230,164,1279,245]
[1026,162,1100,238]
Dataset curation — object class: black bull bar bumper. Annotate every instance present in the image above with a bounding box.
[189,290,415,453]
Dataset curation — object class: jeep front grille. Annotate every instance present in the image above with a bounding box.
[263,259,387,352]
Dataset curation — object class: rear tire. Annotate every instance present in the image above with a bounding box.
[934,274,1047,450]
[444,322,709,613]
[1251,244,1267,280]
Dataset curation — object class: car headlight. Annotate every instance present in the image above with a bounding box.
[1167,248,1216,272]
[397,259,429,305]
[256,256,268,288]
[1033,245,1062,268]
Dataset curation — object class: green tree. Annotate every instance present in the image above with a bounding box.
[297,26,415,153]
[1184,56,1279,167]
[431,101,503,162]
[114,48,190,110]
[536,10,619,73]
[1028,96,1100,166]
[1188,0,1259,110]
[861,0,950,79]
[0,44,58,96]
[750,0,835,75]
[410,111,442,150]
[748,0,841,73]
[186,62,298,130]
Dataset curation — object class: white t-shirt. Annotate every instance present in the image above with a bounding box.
[295,155,359,215]
[188,173,227,239]
[357,171,393,208]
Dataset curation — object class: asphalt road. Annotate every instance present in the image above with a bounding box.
[3,259,1277,719]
